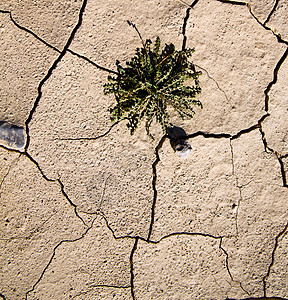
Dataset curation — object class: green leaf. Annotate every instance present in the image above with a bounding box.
[103,36,202,136]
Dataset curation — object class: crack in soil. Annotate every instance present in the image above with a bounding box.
[0,293,6,300]
[213,0,288,45]
[79,212,239,299]
[264,47,288,112]
[150,231,222,243]
[195,63,231,104]
[0,153,20,192]
[25,151,87,226]
[88,284,131,289]
[84,210,228,244]
[263,0,279,26]
[229,140,241,236]
[259,125,288,188]
[68,49,119,75]
[186,131,231,139]
[2,1,288,298]
[0,145,87,227]
[278,156,288,187]
[53,120,122,141]
[24,0,88,152]
[220,237,251,296]
[231,114,269,140]
[182,0,200,51]
[257,125,288,296]
[130,237,139,300]
[7,10,59,52]
[262,222,288,297]
[97,210,138,240]
[25,218,96,300]
[147,136,167,241]
[1,8,118,77]
[215,0,247,6]
[248,4,288,45]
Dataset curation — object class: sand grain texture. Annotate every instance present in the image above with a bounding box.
[1,0,288,299]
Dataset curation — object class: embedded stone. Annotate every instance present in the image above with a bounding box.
[0,122,25,149]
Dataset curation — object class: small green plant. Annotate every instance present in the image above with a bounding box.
[104,24,202,138]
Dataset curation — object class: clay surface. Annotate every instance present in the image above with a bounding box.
[0,12,58,126]
[1,0,288,299]
[266,0,288,41]
[262,53,288,155]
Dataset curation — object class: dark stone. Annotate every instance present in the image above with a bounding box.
[0,121,25,149]
[167,125,192,158]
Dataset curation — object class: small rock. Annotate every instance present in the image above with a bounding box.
[0,122,26,149]
[167,125,192,158]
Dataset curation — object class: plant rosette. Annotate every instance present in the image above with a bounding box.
[104,32,202,142]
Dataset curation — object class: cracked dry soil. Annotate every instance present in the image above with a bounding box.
[0,0,288,299]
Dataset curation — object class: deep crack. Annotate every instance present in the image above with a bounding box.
[263,47,288,112]
[186,131,231,139]
[215,0,247,6]
[0,293,6,300]
[280,156,288,187]
[263,0,279,26]
[182,0,200,51]
[130,237,139,300]
[24,0,88,152]
[2,8,118,80]
[147,136,167,241]
[8,11,59,52]
[231,114,269,140]
[277,156,287,187]
[258,126,288,188]
[248,4,288,46]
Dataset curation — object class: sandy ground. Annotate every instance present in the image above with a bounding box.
[0,0,288,299]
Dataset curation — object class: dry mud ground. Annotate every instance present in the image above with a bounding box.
[0,0,288,299]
